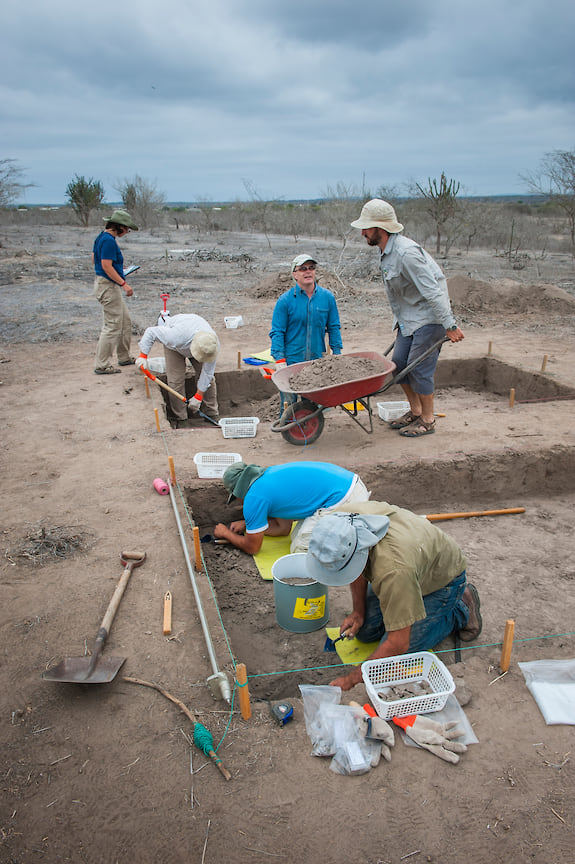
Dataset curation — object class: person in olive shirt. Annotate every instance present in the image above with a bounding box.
[305,501,482,691]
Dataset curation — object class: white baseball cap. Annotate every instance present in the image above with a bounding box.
[290,254,318,275]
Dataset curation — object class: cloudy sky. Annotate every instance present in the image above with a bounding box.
[3,0,574,204]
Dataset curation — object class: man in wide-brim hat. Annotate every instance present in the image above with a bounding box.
[305,500,482,690]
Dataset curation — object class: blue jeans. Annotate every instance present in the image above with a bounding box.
[356,572,469,650]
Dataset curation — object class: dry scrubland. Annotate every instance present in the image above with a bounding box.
[0,204,574,864]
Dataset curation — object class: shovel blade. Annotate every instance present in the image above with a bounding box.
[42,656,126,684]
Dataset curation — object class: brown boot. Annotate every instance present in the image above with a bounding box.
[459,583,482,642]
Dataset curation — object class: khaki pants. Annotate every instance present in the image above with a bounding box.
[164,347,219,421]
[289,477,371,553]
[94,277,132,369]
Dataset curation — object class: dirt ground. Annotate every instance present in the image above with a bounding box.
[1,223,575,864]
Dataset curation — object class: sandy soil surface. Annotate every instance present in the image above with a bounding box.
[1,223,575,864]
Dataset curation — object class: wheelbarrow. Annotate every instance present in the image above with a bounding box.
[269,338,448,445]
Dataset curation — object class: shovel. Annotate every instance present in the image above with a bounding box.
[42,551,146,684]
[140,368,220,427]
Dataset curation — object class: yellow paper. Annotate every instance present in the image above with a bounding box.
[293,594,327,620]
[325,626,380,666]
[249,349,274,362]
[253,534,292,580]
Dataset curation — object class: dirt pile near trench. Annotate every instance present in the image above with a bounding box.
[448,275,575,315]
[250,269,354,300]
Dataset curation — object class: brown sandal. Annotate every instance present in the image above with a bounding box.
[399,418,436,437]
[389,410,421,429]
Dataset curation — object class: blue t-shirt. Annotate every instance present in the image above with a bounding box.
[243,462,355,534]
[93,231,124,282]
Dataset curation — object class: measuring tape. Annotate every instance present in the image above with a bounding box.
[270,701,294,727]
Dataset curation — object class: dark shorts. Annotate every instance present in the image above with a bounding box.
[392,324,446,395]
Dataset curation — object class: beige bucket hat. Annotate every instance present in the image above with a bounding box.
[350,199,403,233]
[190,331,219,363]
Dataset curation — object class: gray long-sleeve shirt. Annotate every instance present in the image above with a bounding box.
[139,313,218,394]
[379,234,456,336]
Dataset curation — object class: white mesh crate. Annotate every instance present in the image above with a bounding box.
[193,452,242,478]
[377,401,410,422]
[362,651,455,719]
[219,417,260,438]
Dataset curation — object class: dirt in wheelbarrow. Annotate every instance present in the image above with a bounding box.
[288,354,389,391]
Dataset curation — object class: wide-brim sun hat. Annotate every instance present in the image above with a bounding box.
[223,462,266,504]
[103,209,139,230]
[290,253,318,275]
[190,331,219,363]
[350,199,403,233]
[306,512,390,586]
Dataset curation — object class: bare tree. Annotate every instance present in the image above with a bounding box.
[415,172,461,254]
[65,175,105,227]
[0,158,35,206]
[114,175,166,229]
[242,179,275,249]
[522,148,575,253]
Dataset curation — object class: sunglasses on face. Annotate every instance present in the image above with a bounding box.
[295,264,316,272]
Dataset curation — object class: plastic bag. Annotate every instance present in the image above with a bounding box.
[519,658,575,725]
[299,685,342,756]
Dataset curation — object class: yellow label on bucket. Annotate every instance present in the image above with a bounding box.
[293,595,326,620]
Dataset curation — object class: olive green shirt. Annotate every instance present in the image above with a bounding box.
[336,501,467,632]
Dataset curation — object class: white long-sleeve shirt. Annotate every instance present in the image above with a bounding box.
[139,313,219,393]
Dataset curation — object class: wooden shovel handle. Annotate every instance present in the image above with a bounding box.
[99,553,146,636]
[141,368,187,403]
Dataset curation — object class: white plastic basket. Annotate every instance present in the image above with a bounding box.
[377,401,410,422]
[362,652,455,719]
[219,417,260,438]
[193,452,242,478]
[224,315,244,329]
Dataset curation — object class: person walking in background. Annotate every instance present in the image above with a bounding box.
[351,200,464,437]
[92,209,139,375]
[136,313,220,428]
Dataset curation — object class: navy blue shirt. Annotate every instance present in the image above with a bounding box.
[93,231,124,282]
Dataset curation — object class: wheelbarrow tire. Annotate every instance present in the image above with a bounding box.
[281,399,324,446]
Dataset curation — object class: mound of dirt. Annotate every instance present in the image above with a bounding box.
[448,275,575,314]
[250,268,353,300]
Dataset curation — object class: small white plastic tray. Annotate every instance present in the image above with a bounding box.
[362,651,455,719]
[193,452,242,478]
[224,316,244,329]
[219,417,259,438]
[377,401,410,422]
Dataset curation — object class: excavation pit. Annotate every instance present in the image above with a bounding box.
[186,444,575,700]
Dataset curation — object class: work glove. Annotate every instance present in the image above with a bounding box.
[135,353,148,370]
[275,359,286,368]
[188,392,202,412]
[392,714,467,764]
[350,701,394,762]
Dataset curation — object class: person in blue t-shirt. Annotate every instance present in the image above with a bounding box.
[213,461,369,555]
[92,209,139,375]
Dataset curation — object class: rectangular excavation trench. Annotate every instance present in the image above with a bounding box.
[178,356,574,698]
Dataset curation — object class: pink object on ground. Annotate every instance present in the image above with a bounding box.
[153,477,169,495]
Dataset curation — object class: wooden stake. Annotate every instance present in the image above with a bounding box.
[236,663,252,720]
[163,591,172,635]
[541,354,548,373]
[509,388,515,408]
[488,341,493,356]
[425,507,525,522]
[193,526,202,571]
[154,408,161,433]
[145,378,150,398]
[500,619,515,672]
[168,456,176,485]
[237,351,241,370]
